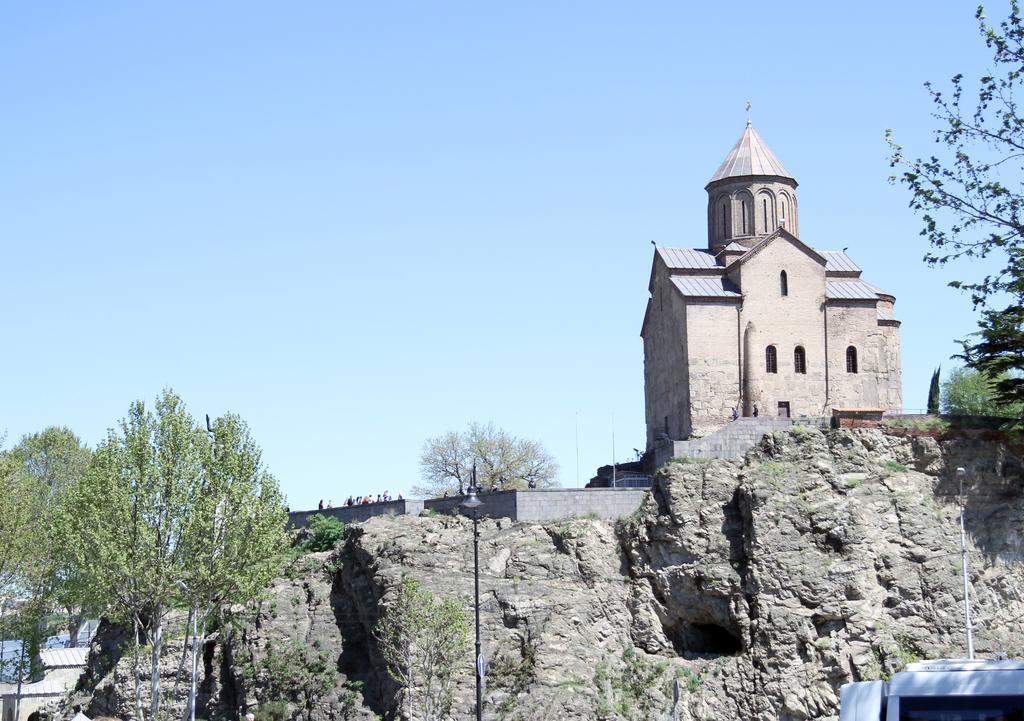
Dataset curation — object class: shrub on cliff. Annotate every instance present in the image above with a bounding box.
[375,577,469,721]
[301,514,346,552]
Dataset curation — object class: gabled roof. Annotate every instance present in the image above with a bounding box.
[733,227,826,268]
[655,246,718,270]
[717,242,748,255]
[820,250,861,276]
[707,122,795,186]
[670,276,741,299]
[826,279,888,300]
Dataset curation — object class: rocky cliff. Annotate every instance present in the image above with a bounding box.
[64,428,1024,721]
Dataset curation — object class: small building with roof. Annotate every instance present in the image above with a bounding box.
[0,647,90,721]
[641,121,902,445]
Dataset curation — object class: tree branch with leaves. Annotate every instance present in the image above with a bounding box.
[888,2,1024,413]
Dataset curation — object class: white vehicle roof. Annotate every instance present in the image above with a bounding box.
[890,659,1024,698]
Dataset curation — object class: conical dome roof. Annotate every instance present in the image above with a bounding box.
[707,122,794,185]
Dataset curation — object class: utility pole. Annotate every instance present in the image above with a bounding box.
[956,467,975,659]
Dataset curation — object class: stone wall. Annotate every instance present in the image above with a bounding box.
[706,177,799,248]
[643,259,692,445]
[288,490,649,527]
[732,238,828,420]
[684,301,740,437]
[424,488,649,522]
[424,491,518,520]
[288,499,424,529]
[514,488,649,522]
[827,300,902,412]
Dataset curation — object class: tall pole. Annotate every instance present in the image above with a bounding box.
[472,509,482,721]
[189,607,199,721]
[956,467,975,659]
[575,411,580,489]
[611,412,616,487]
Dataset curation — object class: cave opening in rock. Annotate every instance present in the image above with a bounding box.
[666,621,743,656]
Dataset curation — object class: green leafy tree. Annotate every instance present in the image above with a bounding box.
[262,638,339,719]
[11,427,92,646]
[57,391,288,721]
[178,412,288,720]
[0,450,47,698]
[887,3,1024,412]
[375,577,470,721]
[941,366,1024,416]
[0,451,45,611]
[927,366,942,414]
[415,422,558,497]
[10,426,91,498]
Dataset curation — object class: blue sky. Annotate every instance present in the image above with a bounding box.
[0,2,1006,507]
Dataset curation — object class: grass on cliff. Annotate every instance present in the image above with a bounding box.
[880,460,909,474]
[881,417,951,431]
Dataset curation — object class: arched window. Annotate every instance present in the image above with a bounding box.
[794,346,806,374]
[766,345,777,374]
[781,198,788,229]
[762,198,769,231]
[846,346,858,373]
[741,200,748,234]
[720,200,729,239]
[780,270,789,296]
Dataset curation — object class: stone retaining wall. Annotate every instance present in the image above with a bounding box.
[425,488,649,522]
[287,489,649,527]
[288,499,424,529]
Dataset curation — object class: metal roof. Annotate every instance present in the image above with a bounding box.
[40,646,89,668]
[671,276,741,298]
[820,250,861,275]
[719,242,748,253]
[0,679,65,697]
[877,307,897,321]
[708,122,795,184]
[657,246,719,270]
[826,279,884,300]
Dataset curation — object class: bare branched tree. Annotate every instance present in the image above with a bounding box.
[414,422,558,498]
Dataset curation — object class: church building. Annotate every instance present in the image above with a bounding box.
[641,121,902,447]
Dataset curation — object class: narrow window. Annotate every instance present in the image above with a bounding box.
[763,199,768,231]
[721,201,728,238]
[781,199,788,228]
[846,346,858,374]
[794,346,806,374]
[765,345,777,374]
[780,270,789,296]
[742,200,748,234]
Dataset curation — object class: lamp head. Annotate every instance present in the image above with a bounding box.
[461,488,483,510]
[956,467,967,479]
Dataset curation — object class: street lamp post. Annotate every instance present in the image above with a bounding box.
[461,469,484,721]
[956,466,975,660]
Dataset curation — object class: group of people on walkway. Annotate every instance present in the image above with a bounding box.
[731,406,760,420]
[318,492,403,510]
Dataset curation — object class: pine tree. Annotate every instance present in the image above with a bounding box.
[927,366,941,415]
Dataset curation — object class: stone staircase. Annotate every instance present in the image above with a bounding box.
[651,417,829,466]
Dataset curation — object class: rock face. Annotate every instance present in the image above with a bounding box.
[64,429,1024,721]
